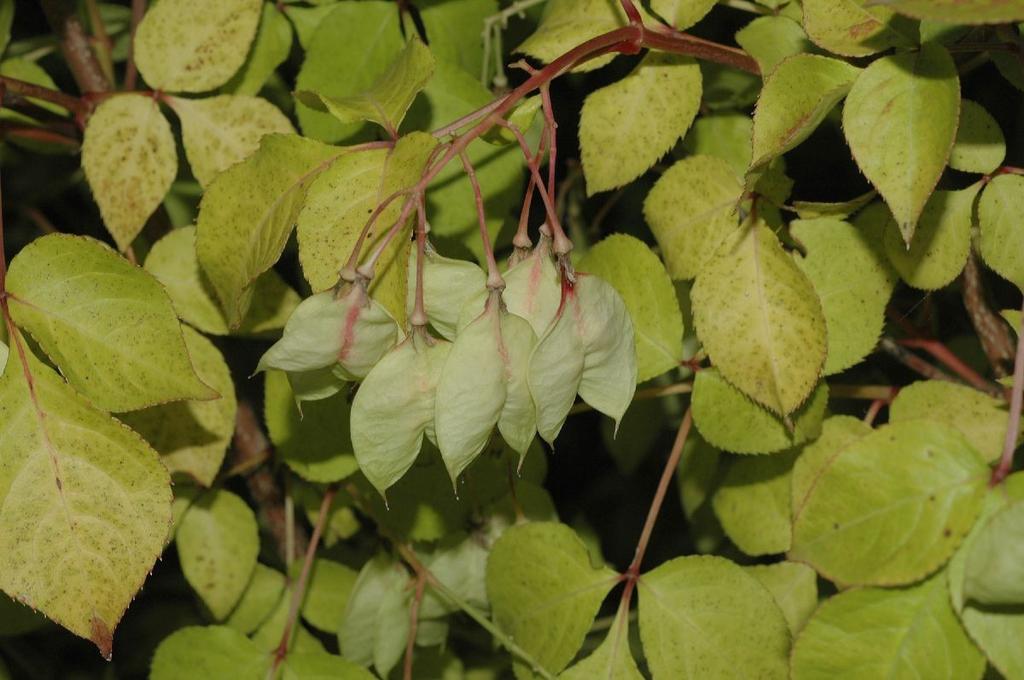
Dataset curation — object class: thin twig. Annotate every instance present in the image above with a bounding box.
[39,0,111,95]
[402,572,427,680]
[83,0,115,86]
[124,0,147,90]
[271,485,338,675]
[962,251,1014,377]
[0,75,87,116]
[898,338,1005,398]
[992,297,1024,485]
[878,337,963,386]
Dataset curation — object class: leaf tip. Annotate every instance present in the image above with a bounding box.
[90,615,113,660]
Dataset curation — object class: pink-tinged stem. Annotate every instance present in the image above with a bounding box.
[458,149,503,288]
[992,298,1024,485]
[411,198,429,328]
[356,192,419,280]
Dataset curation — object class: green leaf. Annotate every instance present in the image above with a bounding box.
[410,60,524,259]
[650,0,716,29]
[691,222,827,416]
[890,380,1017,464]
[0,58,67,122]
[963,501,1024,605]
[736,16,815,75]
[151,626,268,680]
[294,2,405,142]
[81,94,177,251]
[792,217,897,374]
[638,555,790,679]
[681,113,753,176]
[418,0,496,78]
[579,234,684,382]
[580,53,701,194]
[790,415,872,521]
[950,99,1005,174]
[298,131,437,323]
[338,554,410,678]
[792,572,985,680]
[176,489,259,620]
[222,3,292,96]
[0,0,12,56]
[802,0,910,57]
[693,369,828,455]
[874,0,1024,23]
[743,562,818,634]
[169,94,294,187]
[144,226,300,337]
[978,173,1024,290]
[560,603,642,679]
[793,190,877,220]
[249,586,324,654]
[119,326,237,486]
[282,652,375,680]
[6,234,214,412]
[517,0,636,74]
[283,4,337,50]
[749,54,859,172]
[297,37,434,134]
[299,559,358,633]
[842,43,960,243]
[352,333,450,494]
[790,420,988,586]
[419,535,491,618]
[677,431,722,518]
[0,341,172,657]
[487,522,618,678]
[948,476,1024,679]
[712,449,797,556]
[134,0,261,92]
[264,370,360,483]
[225,564,285,635]
[882,185,978,290]
[196,133,341,327]
[643,155,743,280]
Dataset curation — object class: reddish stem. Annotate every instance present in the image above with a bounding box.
[458,150,503,288]
[992,297,1024,485]
[411,198,428,327]
[540,85,558,202]
[619,0,644,25]
[356,192,419,280]
[863,398,886,426]
[621,408,692,607]
[898,338,1005,399]
[0,75,87,118]
[403,572,427,680]
[124,0,147,91]
[271,485,338,674]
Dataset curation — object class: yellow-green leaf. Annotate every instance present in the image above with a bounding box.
[802,0,910,57]
[643,155,743,280]
[743,562,818,635]
[134,0,262,92]
[0,341,171,658]
[790,420,988,586]
[296,37,434,134]
[882,185,978,290]
[792,217,897,375]
[580,53,701,194]
[517,0,637,74]
[82,94,176,251]
[638,555,790,679]
[560,603,642,679]
[842,43,960,243]
[196,133,340,327]
[222,3,292,96]
[978,173,1024,290]
[790,415,872,522]
[487,522,618,679]
[119,327,236,486]
[691,223,827,416]
[736,16,815,75]
[950,99,1005,174]
[791,572,985,680]
[144,226,300,336]
[298,132,436,323]
[169,94,294,187]
[875,0,1024,23]
[650,0,716,30]
[713,449,798,556]
[750,54,860,171]
[579,234,684,382]
[175,489,259,620]
[693,369,828,454]
[6,234,214,412]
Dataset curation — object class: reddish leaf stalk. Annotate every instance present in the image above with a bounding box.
[124,0,147,90]
[402,572,428,680]
[458,149,503,288]
[620,408,693,609]
[898,338,1005,399]
[0,75,88,118]
[355,192,420,280]
[411,197,429,327]
[540,85,558,202]
[272,485,338,674]
[992,298,1024,485]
